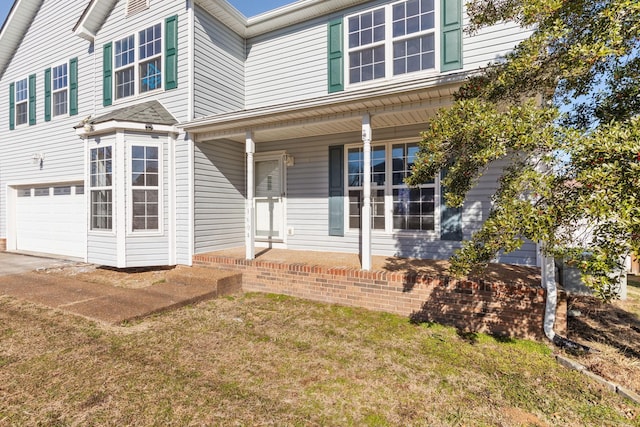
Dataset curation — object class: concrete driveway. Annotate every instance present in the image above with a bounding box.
[0,252,74,276]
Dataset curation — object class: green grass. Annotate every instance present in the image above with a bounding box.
[0,293,637,426]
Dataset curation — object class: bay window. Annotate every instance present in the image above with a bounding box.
[90,146,113,230]
[131,145,159,231]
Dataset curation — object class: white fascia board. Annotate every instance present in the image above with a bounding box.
[0,0,43,79]
[182,71,467,133]
[75,120,179,137]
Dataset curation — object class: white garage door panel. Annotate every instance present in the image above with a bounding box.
[15,185,86,258]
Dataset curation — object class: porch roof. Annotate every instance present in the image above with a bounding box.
[181,72,468,144]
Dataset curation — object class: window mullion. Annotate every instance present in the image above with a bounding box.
[385,142,393,233]
[384,5,393,81]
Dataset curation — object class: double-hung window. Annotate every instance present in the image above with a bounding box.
[347,145,387,230]
[90,146,113,231]
[14,78,28,126]
[114,23,162,101]
[391,142,435,230]
[131,145,159,231]
[52,63,68,117]
[346,141,437,232]
[115,35,136,99]
[346,0,437,85]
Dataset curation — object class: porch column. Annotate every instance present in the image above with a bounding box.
[361,113,372,271]
[246,132,255,260]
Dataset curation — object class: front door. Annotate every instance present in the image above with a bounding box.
[255,155,285,241]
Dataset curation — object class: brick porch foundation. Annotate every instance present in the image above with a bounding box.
[193,253,567,341]
[0,238,6,252]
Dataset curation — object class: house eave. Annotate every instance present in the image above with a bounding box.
[0,0,44,79]
[182,71,470,141]
[195,0,372,38]
[75,120,179,138]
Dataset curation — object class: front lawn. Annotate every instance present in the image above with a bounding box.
[0,292,638,426]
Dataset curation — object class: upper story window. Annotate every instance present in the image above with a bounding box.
[346,0,437,85]
[114,23,162,101]
[14,78,28,126]
[103,16,177,107]
[52,64,68,117]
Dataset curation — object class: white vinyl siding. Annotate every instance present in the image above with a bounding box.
[194,5,245,117]
[246,21,327,109]
[194,139,246,253]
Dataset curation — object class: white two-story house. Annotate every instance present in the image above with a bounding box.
[0,0,534,270]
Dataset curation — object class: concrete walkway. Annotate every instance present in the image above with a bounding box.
[0,252,74,276]
[0,253,241,324]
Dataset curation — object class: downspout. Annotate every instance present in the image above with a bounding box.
[541,251,593,353]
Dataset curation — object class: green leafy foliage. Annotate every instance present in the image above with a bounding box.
[409,0,640,301]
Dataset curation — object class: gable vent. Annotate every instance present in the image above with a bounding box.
[127,0,149,16]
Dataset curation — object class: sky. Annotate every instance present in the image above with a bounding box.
[0,0,297,29]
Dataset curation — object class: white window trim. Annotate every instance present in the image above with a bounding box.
[112,20,164,103]
[126,140,164,236]
[344,0,441,90]
[88,145,115,234]
[344,139,441,236]
[51,62,69,118]
[14,76,29,127]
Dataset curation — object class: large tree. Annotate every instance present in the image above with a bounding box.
[408,0,640,300]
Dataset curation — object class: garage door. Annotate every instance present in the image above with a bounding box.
[15,183,86,258]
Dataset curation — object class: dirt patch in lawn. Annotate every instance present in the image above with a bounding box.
[36,264,175,289]
[567,277,640,395]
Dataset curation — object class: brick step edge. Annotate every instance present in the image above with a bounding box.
[555,354,640,404]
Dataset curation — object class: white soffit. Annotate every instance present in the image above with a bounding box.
[0,0,44,78]
[195,0,370,38]
[73,0,118,41]
[184,74,465,143]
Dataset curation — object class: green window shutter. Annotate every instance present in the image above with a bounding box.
[441,0,462,72]
[440,169,463,241]
[44,68,51,122]
[103,42,113,106]
[70,57,78,116]
[165,15,178,90]
[328,145,345,236]
[327,18,344,93]
[28,74,36,126]
[9,83,15,130]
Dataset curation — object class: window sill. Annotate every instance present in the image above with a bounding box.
[344,68,440,92]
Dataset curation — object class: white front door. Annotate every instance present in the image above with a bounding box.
[254,156,285,241]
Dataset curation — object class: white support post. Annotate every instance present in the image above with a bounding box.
[245,132,256,260]
[361,113,372,271]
